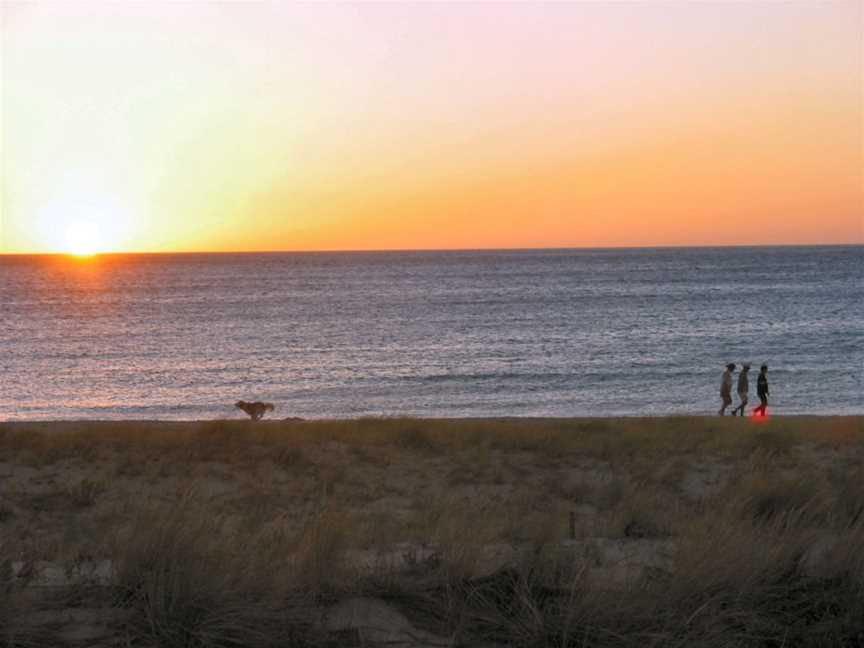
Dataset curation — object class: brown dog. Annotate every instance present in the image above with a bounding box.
[235,401,275,421]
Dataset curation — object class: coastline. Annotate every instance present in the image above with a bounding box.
[3,413,861,425]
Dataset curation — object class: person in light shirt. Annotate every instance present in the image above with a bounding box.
[732,364,750,416]
[718,363,735,416]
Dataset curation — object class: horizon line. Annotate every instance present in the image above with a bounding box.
[2,242,862,257]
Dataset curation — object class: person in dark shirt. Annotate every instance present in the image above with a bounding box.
[754,365,769,416]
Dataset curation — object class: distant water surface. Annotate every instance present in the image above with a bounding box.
[1,246,862,420]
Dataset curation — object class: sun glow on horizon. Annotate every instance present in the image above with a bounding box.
[29,187,137,256]
[63,221,103,257]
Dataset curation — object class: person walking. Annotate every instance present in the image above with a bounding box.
[754,364,770,416]
[719,363,735,416]
[732,364,750,416]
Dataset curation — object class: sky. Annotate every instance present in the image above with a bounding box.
[1,1,861,254]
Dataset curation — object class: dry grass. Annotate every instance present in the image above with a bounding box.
[0,416,862,646]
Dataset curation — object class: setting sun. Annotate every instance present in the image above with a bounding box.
[27,187,135,255]
[63,221,102,257]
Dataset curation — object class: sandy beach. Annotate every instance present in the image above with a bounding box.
[1,416,862,646]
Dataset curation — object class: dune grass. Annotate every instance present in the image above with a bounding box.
[0,416,862,646]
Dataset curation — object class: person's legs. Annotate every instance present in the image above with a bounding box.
[719,394,731,416]
[755,395,767,416]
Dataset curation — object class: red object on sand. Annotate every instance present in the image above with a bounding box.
[751,409,770,423]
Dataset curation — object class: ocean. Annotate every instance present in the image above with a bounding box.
[1,246,861,421]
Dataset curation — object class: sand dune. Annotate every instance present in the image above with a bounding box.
[1,416,862,646]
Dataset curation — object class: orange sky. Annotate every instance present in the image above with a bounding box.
[1,2,861,253]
